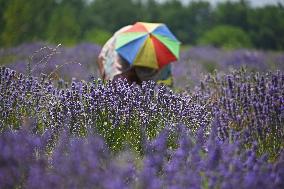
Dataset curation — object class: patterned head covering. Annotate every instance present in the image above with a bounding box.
[98,26,131,80]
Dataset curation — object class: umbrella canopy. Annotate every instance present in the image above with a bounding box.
[115,22,180,69]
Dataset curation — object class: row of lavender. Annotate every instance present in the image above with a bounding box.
[1,42,284,88]
[0,42,101,81]
[1,123,283,189]
[0,66,210,152]
[198,68,284,159]
[174,46,284,88]
[1,66,283,188]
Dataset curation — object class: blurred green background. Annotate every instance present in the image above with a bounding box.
[0,0,284,50]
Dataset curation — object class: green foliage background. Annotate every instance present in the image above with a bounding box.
[199,25,252,49]
[0,0,284,50]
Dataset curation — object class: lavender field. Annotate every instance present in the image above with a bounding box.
[1,42,284,88]
[0,43,284,188]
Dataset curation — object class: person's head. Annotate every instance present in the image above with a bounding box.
[113,67,142,85]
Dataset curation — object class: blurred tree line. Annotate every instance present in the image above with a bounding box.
[0,0,283,50]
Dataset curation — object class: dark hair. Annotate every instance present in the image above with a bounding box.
[113,67,142,85]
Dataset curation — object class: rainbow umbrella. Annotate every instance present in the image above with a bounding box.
[115,22,180,69]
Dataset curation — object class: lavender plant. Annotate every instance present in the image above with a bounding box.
[1,122,283,189]
[0,42,101,81]
[198,68,284,160]
[0,128,43,189]
[0,66,210,152]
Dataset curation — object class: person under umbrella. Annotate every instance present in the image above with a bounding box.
[97,22,180,86]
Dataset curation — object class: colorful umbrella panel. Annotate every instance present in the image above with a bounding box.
[115,22,180,69]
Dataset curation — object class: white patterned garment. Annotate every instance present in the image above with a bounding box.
[98,26,131,80]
